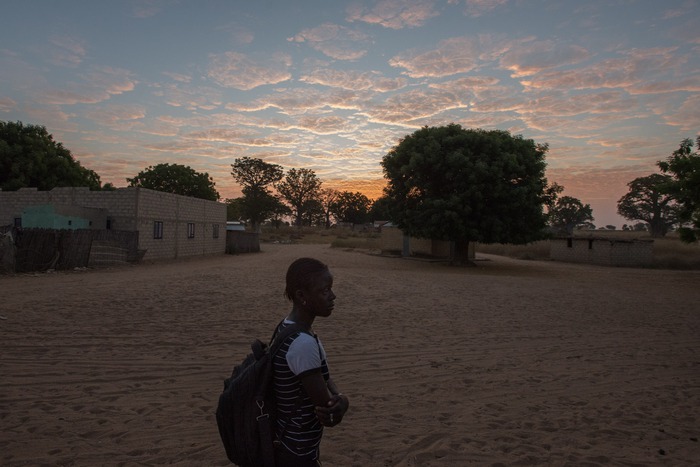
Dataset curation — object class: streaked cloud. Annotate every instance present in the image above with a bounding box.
[300,68,407,92]
[162,71,192,83]
[207,52,292,90]
[663,94,700,131]
[84,104,146,129]
[132,0,171,18]
[365,87,467,125]
[226,87,364,114]
[521,47,685,91]
[498,39,591,77]
[153,83,223,111]
[389,37,481,78]
[48,35,87,67]
[458,0,509,18]
[0,97,17,112]
[346,0,439,29]
[40,66,137,105]
[289,23,370,60]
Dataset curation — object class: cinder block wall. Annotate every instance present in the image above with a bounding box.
[123,188,226,260]
[0,187,138,231]
[550,238,652,267]
[609,240,653,267]
[0,187,226,261]
[380,227,404,253]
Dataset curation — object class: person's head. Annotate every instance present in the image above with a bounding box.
[285,257,335,317]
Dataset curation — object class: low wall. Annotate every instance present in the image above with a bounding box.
[226,231,260,254]
[550,237,653,267]
[380,227,473,259]
[0,227,139,273]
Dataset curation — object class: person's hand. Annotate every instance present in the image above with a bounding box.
[315,393,349,426]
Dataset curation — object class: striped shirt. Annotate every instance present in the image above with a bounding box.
[272,320,329,457]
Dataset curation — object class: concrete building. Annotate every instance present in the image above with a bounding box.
[550,236,653,267]
[0,187,227,261]
[380,224,475,260]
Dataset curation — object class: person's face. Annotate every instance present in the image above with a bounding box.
[303,270,336,317]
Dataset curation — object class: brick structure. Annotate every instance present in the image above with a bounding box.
[0,187,226,261]
[550,236,653,267]
[380,225,474,260]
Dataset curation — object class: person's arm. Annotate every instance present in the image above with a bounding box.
[299,369,333,407]
[289,335,348,426]
[312,376,349,426]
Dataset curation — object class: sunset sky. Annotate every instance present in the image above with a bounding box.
[2,0,699,227]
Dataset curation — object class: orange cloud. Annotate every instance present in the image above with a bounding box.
[346,0,439,29]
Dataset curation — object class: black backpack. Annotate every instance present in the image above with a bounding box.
[216,322,307,466]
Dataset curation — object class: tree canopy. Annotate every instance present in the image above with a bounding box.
[549,195,594,235]
[127,163,219,201]
[230,157,284,231]
[1,120,102,191]
[318,188,339,228]
[368,195,395,222]
[330,191,372,225]
[381,125,550,261]
[275,168,322,226]
[231,156,284,191]
[617,173,677,237]
[658,137,700,242]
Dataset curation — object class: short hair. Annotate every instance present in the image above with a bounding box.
[285,257,329,301]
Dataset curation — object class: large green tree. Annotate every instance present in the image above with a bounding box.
[275,168,322,226]
[658,137,700,242]
[227,193,289,228]
[225,197,244,221]
[368,195,395,223]
[381,124,550,263]
[230,157,284,231]
[617,173,678,237]
[1,121,101,191]
[330,191,372,225]
[549,196,594,235]
[127,163,219,201]
[300,198,325,226]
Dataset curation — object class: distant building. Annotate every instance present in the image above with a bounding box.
[0,186,226,261]
[380,224,475,260]
[550,236,653,267]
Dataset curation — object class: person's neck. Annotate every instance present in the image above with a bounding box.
[288,307,314,329]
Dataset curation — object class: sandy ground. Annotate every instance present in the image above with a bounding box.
[1,243,699,466]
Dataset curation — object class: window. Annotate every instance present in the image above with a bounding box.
[106,219,112,230]
[213,223,219,239]
[187,222,195,239]
[566,238,573,248]
[588,239,594,250]
[14,217,22,227]
[154,221,163,239]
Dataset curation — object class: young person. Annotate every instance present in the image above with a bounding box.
[272,257,350,467]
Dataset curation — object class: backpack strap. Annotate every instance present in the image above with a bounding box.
[269,320,310,356]
[258,320,310,400]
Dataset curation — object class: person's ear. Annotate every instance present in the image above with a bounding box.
[294,289,306,305]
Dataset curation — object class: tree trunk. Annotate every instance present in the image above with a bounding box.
[649,215,666,238]
[450,240,475,266]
